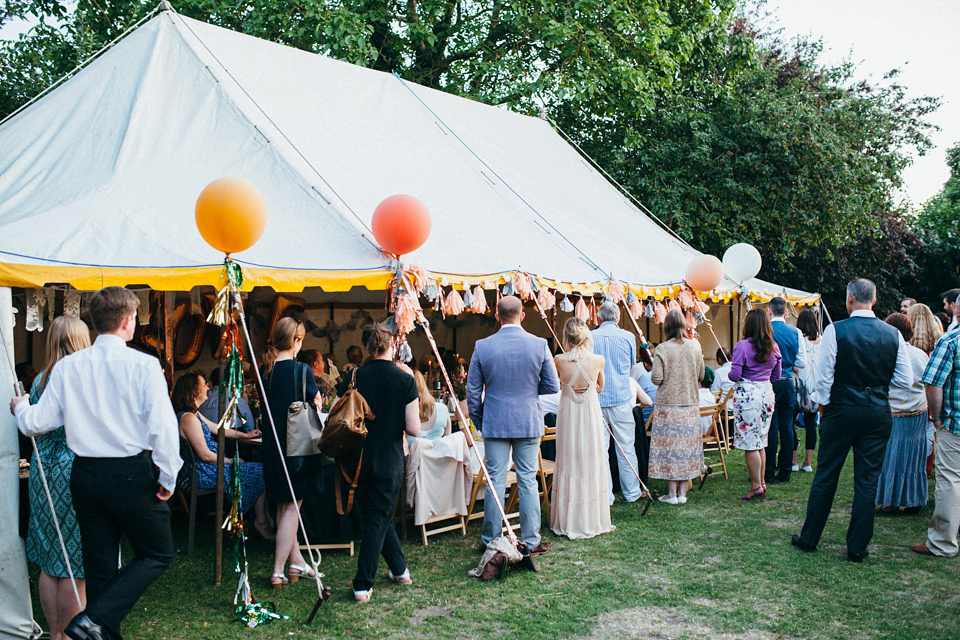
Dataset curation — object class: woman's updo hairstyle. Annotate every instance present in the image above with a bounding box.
[562,317,592,352]
[364,322,393,356]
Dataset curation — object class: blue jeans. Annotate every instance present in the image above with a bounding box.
[602,402,642,503]
[482,437,541,549]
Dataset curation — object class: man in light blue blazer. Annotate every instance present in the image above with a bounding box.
[467,295,560,554]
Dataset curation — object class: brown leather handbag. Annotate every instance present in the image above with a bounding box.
[319,369,373,458]
[320,369,374,515]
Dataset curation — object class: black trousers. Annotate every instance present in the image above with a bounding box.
[797,404,892,555]
[766,379,796,480]
[352,467,406,592]
[71,454,174,634]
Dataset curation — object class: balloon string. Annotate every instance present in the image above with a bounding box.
[399,272,520,547]
[0,319,82,610]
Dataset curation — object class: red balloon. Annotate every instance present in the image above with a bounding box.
[372,195,432,256]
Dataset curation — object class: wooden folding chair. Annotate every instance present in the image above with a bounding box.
[711,387,735,452]
[537,426,557,518]
[699,401,728,484]
[463,462,519,529]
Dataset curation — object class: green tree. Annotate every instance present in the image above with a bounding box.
[913,142,960,306]
[1,0,745,121]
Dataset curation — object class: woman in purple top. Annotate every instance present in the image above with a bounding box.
[729,309,782,501]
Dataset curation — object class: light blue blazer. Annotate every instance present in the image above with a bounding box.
[466,325,560,439]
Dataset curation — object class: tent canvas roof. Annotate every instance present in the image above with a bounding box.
[0,10,816,303]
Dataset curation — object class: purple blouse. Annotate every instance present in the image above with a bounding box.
[728,339,782,383]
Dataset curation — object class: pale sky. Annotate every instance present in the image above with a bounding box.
[3,2,958,205]
[759,0,960,207]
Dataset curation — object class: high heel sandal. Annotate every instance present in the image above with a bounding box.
[270,573,288,589]
[288,564,317,583]
[740,487,766,501]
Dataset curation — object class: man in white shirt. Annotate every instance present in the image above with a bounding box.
[791,279,913,563]
[12,287,181,640]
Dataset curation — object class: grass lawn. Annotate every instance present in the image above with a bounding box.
[31,449,960,639]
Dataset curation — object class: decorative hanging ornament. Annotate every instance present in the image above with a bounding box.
[653,301,667,324]
[560,295,574,313]
[502,277,516,297]
[513,272,534,301]
[677,287,697,310]
[462,288,473,308]
[537,286,555,312]
[667,299,681,314]
[470,286,488,314]
[607,279,625,305]
[443,289,465,315]
[589,297,599,326]
[574,296,589,321]
[645,299,655,318]
[424,279,440,302]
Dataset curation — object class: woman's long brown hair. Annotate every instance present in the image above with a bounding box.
[743,309,776,363]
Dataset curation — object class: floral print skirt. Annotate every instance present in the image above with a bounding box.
[648,404,705,481]
[732,380,775,451]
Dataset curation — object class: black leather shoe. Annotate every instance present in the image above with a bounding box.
[774,474,790,483]
[64,612,114,640]
[848,550,869,563]
[791,534,815,552]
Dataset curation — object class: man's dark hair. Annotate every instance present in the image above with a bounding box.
[298,349,322,368]
[943,288,960,305]
[346,345,362,360]
[89,286,138,333]
[715,347,731,365]
[769,297,787,317]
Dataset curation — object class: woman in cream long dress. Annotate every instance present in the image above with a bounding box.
[550,317,616,539]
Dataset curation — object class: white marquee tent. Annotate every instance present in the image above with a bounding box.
[0,8,816,304]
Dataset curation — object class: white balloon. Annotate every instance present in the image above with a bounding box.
[722,243,762,284]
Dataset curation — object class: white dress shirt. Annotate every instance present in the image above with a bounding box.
[810,310,914,406]
[15,334,182,490]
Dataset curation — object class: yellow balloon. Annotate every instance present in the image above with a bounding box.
[195,177,267,254]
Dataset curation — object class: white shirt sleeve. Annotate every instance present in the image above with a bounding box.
[142,361,183,491]
[890,333,915,389]
[793,327,807,370]
[811,324,837,406]
[14,367,65,437]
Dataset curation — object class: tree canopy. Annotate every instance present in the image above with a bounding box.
[0,0,945,316]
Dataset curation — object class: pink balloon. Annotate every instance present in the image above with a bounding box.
[685,255,724,292]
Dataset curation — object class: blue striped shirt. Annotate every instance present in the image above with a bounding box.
[592,322,636,407]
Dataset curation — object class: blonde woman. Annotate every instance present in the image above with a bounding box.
[261,317,323,588]
[550,317,615,539]
[413,370,451,440]
[907,303,943,475]
[648,310,706,504]
[907,303,943,355]
[26,316,90,640]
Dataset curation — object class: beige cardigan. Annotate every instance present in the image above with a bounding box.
[651,339,705,406]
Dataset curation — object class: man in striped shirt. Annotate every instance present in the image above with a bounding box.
[593,302,645,503]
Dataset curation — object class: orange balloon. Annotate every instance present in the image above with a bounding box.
[685,254,724,292]
[195,177,267,254]
[371,195,431,256]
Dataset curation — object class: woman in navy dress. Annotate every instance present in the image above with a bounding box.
[261,318,324,588]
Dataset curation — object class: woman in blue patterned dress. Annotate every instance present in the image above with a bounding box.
[26,316,90,640]
[172,373,271,539]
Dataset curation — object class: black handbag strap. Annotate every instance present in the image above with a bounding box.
[295,361,308,403]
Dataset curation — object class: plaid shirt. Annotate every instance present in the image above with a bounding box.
[921,327,960,435]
